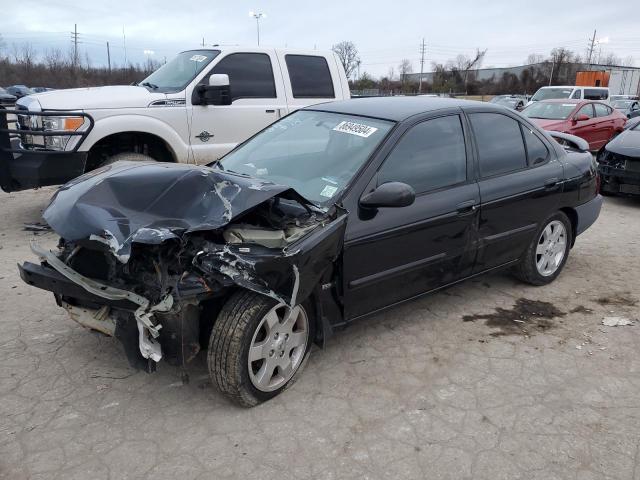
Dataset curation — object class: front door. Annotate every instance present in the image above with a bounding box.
[467,112,564,272]
[570,104,598,150]
[342,114,480,320]
[188,52,287,163]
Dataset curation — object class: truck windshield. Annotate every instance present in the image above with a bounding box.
[140,50,220,92]
[531,88,574,101]
[219,110,395,205]
[522,102,577,120]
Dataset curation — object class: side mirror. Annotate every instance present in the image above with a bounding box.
[192,74,231,106]
[574,114,590,123]
[360,182,415,209]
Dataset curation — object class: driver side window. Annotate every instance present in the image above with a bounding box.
[378,115,467,194]
[576,104,594,118]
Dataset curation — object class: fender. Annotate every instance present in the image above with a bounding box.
[78,113,191,163]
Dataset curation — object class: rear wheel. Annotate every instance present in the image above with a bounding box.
[208,290,313,407]
[514,212,572,286]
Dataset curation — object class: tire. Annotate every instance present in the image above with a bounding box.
[513,211,573,286]
[102,152,157,166]
[208,290,313,407]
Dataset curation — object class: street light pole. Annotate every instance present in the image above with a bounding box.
[249,11,266,46]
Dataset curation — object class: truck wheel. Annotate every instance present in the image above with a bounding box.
[513,212,572,286]
[102,152,157,166]
[208,290,313,407]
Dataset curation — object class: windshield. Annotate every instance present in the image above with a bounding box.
[140,50,220,92]
[522,102,576,120]
[612,100,633,109]
[219,110,394,205]
[531,88,573,101]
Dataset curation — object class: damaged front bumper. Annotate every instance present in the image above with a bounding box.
[599,164,640,196]
[27,242,173,365]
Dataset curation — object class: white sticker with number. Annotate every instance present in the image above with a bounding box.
[190,55,208,62]
[320,185,338,198]
[332,121,378,138]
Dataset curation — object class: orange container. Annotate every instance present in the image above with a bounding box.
[575,71,610,87]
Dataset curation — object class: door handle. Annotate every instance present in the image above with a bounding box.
[544,177,559,188]
[456,200,478,214]
[265,109,276,113]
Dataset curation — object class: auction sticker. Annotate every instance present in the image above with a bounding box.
[320,185,338,198]
[190,55,208,62]
[333,121,378,138]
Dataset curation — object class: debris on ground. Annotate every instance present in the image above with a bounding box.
[22,222,52,234]
[596,294,638,307]
[462,298,566,336]
[602,316,635,327]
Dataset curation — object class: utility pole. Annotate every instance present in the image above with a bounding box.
[202,37,205,47]
[71,24,79,67]
[249,12,265,46]
[106,41,111,73]
[418,38,426,93]
[123,26,127,67]
[587,29,597,70]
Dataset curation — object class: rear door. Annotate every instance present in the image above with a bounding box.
[188,51,286,163]
[467,111,563,272]
[342,113,480,319]
[276,53,340,112]
[593,103,616,149]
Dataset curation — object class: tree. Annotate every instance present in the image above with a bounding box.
[398,59,413,81]
[526,54,544,65]
[332,41,360,80]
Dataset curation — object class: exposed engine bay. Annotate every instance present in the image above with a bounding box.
[25,162,347,371]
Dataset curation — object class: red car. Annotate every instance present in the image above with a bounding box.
[521,99,626,151]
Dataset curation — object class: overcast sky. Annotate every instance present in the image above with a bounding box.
[2,0,639,77]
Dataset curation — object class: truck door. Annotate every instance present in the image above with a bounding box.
[275,52,341,114]
[188,51,287,164]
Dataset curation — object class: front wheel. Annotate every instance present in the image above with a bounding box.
[101,152,157,166]
[208,291,313,407]
[514,212,572,286]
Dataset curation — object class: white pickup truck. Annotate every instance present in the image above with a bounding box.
[0,47,350,192]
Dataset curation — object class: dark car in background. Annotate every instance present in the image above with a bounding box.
[0,87,17,107]
[521,99,627,151]
[612,99,640,119]
[19,97,601,407]
[490,94,527,110]
[31,87,54,93]
[6,85,35,99]
[598,120,640,197]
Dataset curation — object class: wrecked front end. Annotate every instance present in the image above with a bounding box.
[20,162,346,372]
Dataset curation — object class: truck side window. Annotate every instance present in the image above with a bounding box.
[284,55,335,98]
[571,89,581,99]
[210,53,276,100]
[378,115,467,194]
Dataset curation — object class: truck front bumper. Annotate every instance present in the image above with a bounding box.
[1,108,92,192]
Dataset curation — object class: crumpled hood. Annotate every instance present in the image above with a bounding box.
[605,129,640,157]
[529,118,568,131]
[43,161,308,261]
[21,85,168,110]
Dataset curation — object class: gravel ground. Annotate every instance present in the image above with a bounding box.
[1,187,639,480]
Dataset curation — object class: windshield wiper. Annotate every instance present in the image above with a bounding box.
[140,82,158,89]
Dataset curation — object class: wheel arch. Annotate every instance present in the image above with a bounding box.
[559,206,578,247]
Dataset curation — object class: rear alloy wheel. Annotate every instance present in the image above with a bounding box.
[514,212,572,286]
[208,291,312,407]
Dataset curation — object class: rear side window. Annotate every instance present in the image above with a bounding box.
[378,115,467,194]
[584,89,608,100]
[469,113,527,177]
[576,104,594,118]
[285,55,335,98]
[594,103,612,117]
[522,127,549,165]
[211,53,276,100]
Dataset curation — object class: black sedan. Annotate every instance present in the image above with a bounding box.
[0,87,17,107]
[19,97,602,406]
[598,119,640,196]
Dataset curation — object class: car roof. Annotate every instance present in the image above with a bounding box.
[304,96,489,122]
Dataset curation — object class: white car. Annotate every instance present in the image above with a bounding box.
[0,47,350,192]
[527,85,610,106]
